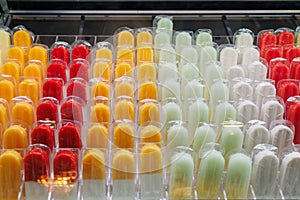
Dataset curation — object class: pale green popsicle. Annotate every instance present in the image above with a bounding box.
[220,126,244,157]
[0,29,11,65]
[198,46,218,76]
[183,79,204,103]
[167,124,189,153]
[180,63,199,86]
[209,80,229,120]
[196,32,213,46]
[162,102,182,125]
[156,17,173,31]
[197,149,224,199]
[244,124,269,153]
[158,45,176,64]
[169,151,194,199]
[154,32,171,63]
[193,125,216,154]
[203,62,223,88]
[225,153,252,199]
[180,46,198,66]
[158,62,178,82]
[161,79,180,101]
[220,47,238,76]
[251,150,279,199]
[175,32,192,56]
[214,102,236,125]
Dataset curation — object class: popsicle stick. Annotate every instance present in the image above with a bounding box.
[86,124,108,148]
[3,124,28,149]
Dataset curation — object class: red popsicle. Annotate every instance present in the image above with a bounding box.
[291,58,300,80]
[263,45,282,64]
[47,59,68,84]
[51,45,70,64]
[24,147,50,182]
[72,44,90,61]
[285,47,300,63]
[269,58,290,87]
[277,79,300,102]
[69,59,89,81]
[31,124,55,150]
[67,79,87,103]
[54,150,78,183]
[286,97,300,144]
[277,29,294,46]
[60,98,83,123]
[257,30,277,56]
[37,99,59,123]
[58,122,82,148]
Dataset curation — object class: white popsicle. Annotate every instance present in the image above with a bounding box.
[198,45,218,76]
[241,47,260,75]
[158,62,178,82]
[220,46,238,77]
[270,125,294,154]
[247,61,267,81]
[254,81,276,113]
[209,80,229,120]
[244,123,270,153]
[231,79,253,101]
[237,100,258,125]
[260,100,284,128]
[226,65,245,86]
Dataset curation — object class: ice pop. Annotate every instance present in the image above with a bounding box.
[140,124,162,144]
[86,123,108,148]
[158,62,178,82]
[138,81,158,101]
[117,48,134,67]
[71,42,91,61]
[195,29,212,46]
[276,28,294,46]
[3,124,28,149]
[90,103,110,123]
[270,124,294,154]
[11,99,35,126]
[269,58,290,87]
[253,80,276,112]
[117,29,134,47]
[13,27,33,47]
[66,78,87,103]
[225,153,252,199]
[0,76,15,102]
[209,79,229,119]
[156,16,173,31]
[183,79,204,103]
[0,150,22,200]
[95,46,113,62]
[220,124,244,158]
[42,78,64,102]
[193,124,217,154]
[286,96,300,144]
[36,98,59,123]
[166,122,189,155]
[180,63,199,86]
[236,100,258,125]
[247,60,267,80]
[58,122,82,148]
[24,61,43,82]
[137,63,156,84]
[180,46,197,66]
[51,41,70,64]
[8,46,26,70]
[115,62,133,79]
[161,79,180,101]
[136,29,152,47]
[226,65,245,86]
[262,45,282,65]
[277,79,300,102]
[19,78,40,106]
[114,78,134,98]
[113,122,134,148]
[60,97,83,124]
[90,80,110,99]
[162,101,182,126]
[214,101,237,125]
[231,78,253,101]
[47,59,68,84]
[234,29,254,49]
[220,46,238,76]
[0,60,21,83]
[154,32,171,63]
[290,58,300,80]
[158,45,176,64]
[198,44,218,76]
[0,28,11,65]
[53,150,78,183]
[137,46,153,65]
[31,124,55,150]
[279,152,300,199]
[203,62,223,89]
[92,60,111,81]
[29,45,48,67]
[69,58,89,81]
[175,31,192,56]
[260,98,284,128]
[114,99,134,121]
[0,99,9,130]
[257,30,276,55]
[138,100,160,125]
[284,46,300,63]
[196,149,224,199]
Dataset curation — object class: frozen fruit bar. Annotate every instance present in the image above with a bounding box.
[3,124,28,149]
[86,123,108,148]
[58,122,82,148]
[54,150,78,183]
[31,124,55,150]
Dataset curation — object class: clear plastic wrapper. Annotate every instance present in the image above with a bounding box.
[275,27,295,46]
[11,96,36,127]
[113,96,134,122]
[137,99,161,126]
[36,97,60,125]
[19,76,41,106]
[0,58,22,83]
[112,120,135,149]
[29,43,49,67]
[89,78,110,99]
[89,96,110,124]
[277,79,300,102]
[268,57,290,87]
[12,25,34,47]
[71,40,92,61]
[236,99,259,125]
[219,44,238,77]
[286,96,300,144]
[31,120,56,150]
[47,58,68,84]
[260,96,284,128]
[91,58,112,81]
[50,41,71,64]
[195,29,213,46]
[0,74,16,102]
[0,25,12,65]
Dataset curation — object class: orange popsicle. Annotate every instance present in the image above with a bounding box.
[116,49,134,67]
[114,79,134,98]
[117,30,134,47]
[91,81,110,98]
[115,62,133,78]
[23,61,43,82]
[19,78,40,106]
[8,46,26,69]
[12,99,35,126]
[0,77,15,102]
[137,63,156,84]
[13,28,33,47]
[83,149,106,180]
[114,122,134,148]
[140,125,162,144]
[140,144,162,174]
[29,45,48,67]
[114,99,134,121]
[112,149,135,179]
[3,124,28,149]
[90,103,110,123]
[138,82,158,101]
[0,60,21,83]
[86,123,108,148]
[0,99,9,130]
[137,46,153,66]
[139,101,160,125]
[137,30,153,47]
[92,60,111,80]
[0,150,22,200]
[96,48,113,62]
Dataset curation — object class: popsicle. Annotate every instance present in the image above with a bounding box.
[220,46,238,76]
[226,65,245,86]
[234,30,254,49]
[220,125,244,158]
[158,45,176,64]
[137,63,156,84]
[83,149,105,179]
[47,59,68,84]
[0,150,22,200]
[156,16,173,31]
[276,28,294,46]
[114,99,134,121]
[183,79,204,103]
[113,122,134,148]
[137,46,153,65]
[139,101,160,125]
[247,61,267,80]
[24,61,43,82]
[251,149,279,199]
[244,122,269,153]
[195,30,212,46]
[95,47,113,62]
[260,99,284,128]
[140,124,162,144]
[257,30,276,55]
[8,46,26,70]
[90,103,110,123]
[161,79,180,100]
[51,42,70,64]
[117,48,134,67]
[203,62,223,89]
[263,45,282,64]
[70,58,89,81]
[180,46,197,66]
[193,124,217,154]
[11,100,35,126]
[92,60,111,80]
[139,82,158,101]
[67,79,87,103]
[236,100,258,125]
[60,98,83,123]
[175,31,192,56]
[154,32,171,63]
[166,123,189,154]
[29,45,48,67]
[180,63,199,86]
[231,78,253,101]
[31,123,55,149]
[196,149,224,199]
[169,149,194,199]
[0,101,9,131]
[277,79,300,102]
[269,58,290,87]
[284,46,300,63]
[53,150,78,183]
[158,62,178,82]
[137,30,152,47]
[36,98,58,123]
[43,78,64,102]
[0,28,11,64]
[198,45,218,76]
[270,124,294,154]
[286,96,300,144]
[114,79,134,98]
[72,43,90,61]
[214,101,236,125]
[0,78,15,102]
[86,123,108,148]
[3,124,28,149]
[253,80,276,112]
[209,80,229,119]
[19,78,40,106]
[0,60,21,83]
[279,152,300,199]
[117,30,134,47]
[115,62,133,79]
[58,122,82,148]
[13,27,32,47]
[225,153,252,199]
[162,102,182,126]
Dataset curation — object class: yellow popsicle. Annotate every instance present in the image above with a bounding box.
[141,125,162,144]
[140,144,162,174]
[117,48,134,67]
[0,61,21,83]
[139,102,160,125]
[117,30,134,47]
[115,62,133,78]
[3,125,28,148]
[92,61,111,80]
[137,47,153,66]
[23,62,43,82]
[114,122,134,148]
[96,48,113,62]
[0,29,11,65]
[87,124,108,148]
[137,31,153,47]
[8,46,26,69]
[91,82,110,99]
[19,78,39,106]
[139,82,158,101]
[0,150,22,200]
[112,149,135,180]
[114,100,134,121]
[83,149,106,180]
[0,102,9,130]
[29,45,48,67]
[12,101,35,126]
[137,63,156,84]
[90,103,110,123]
[0,79,15,102]
[115,81,134,98]
[13,29,32,47]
